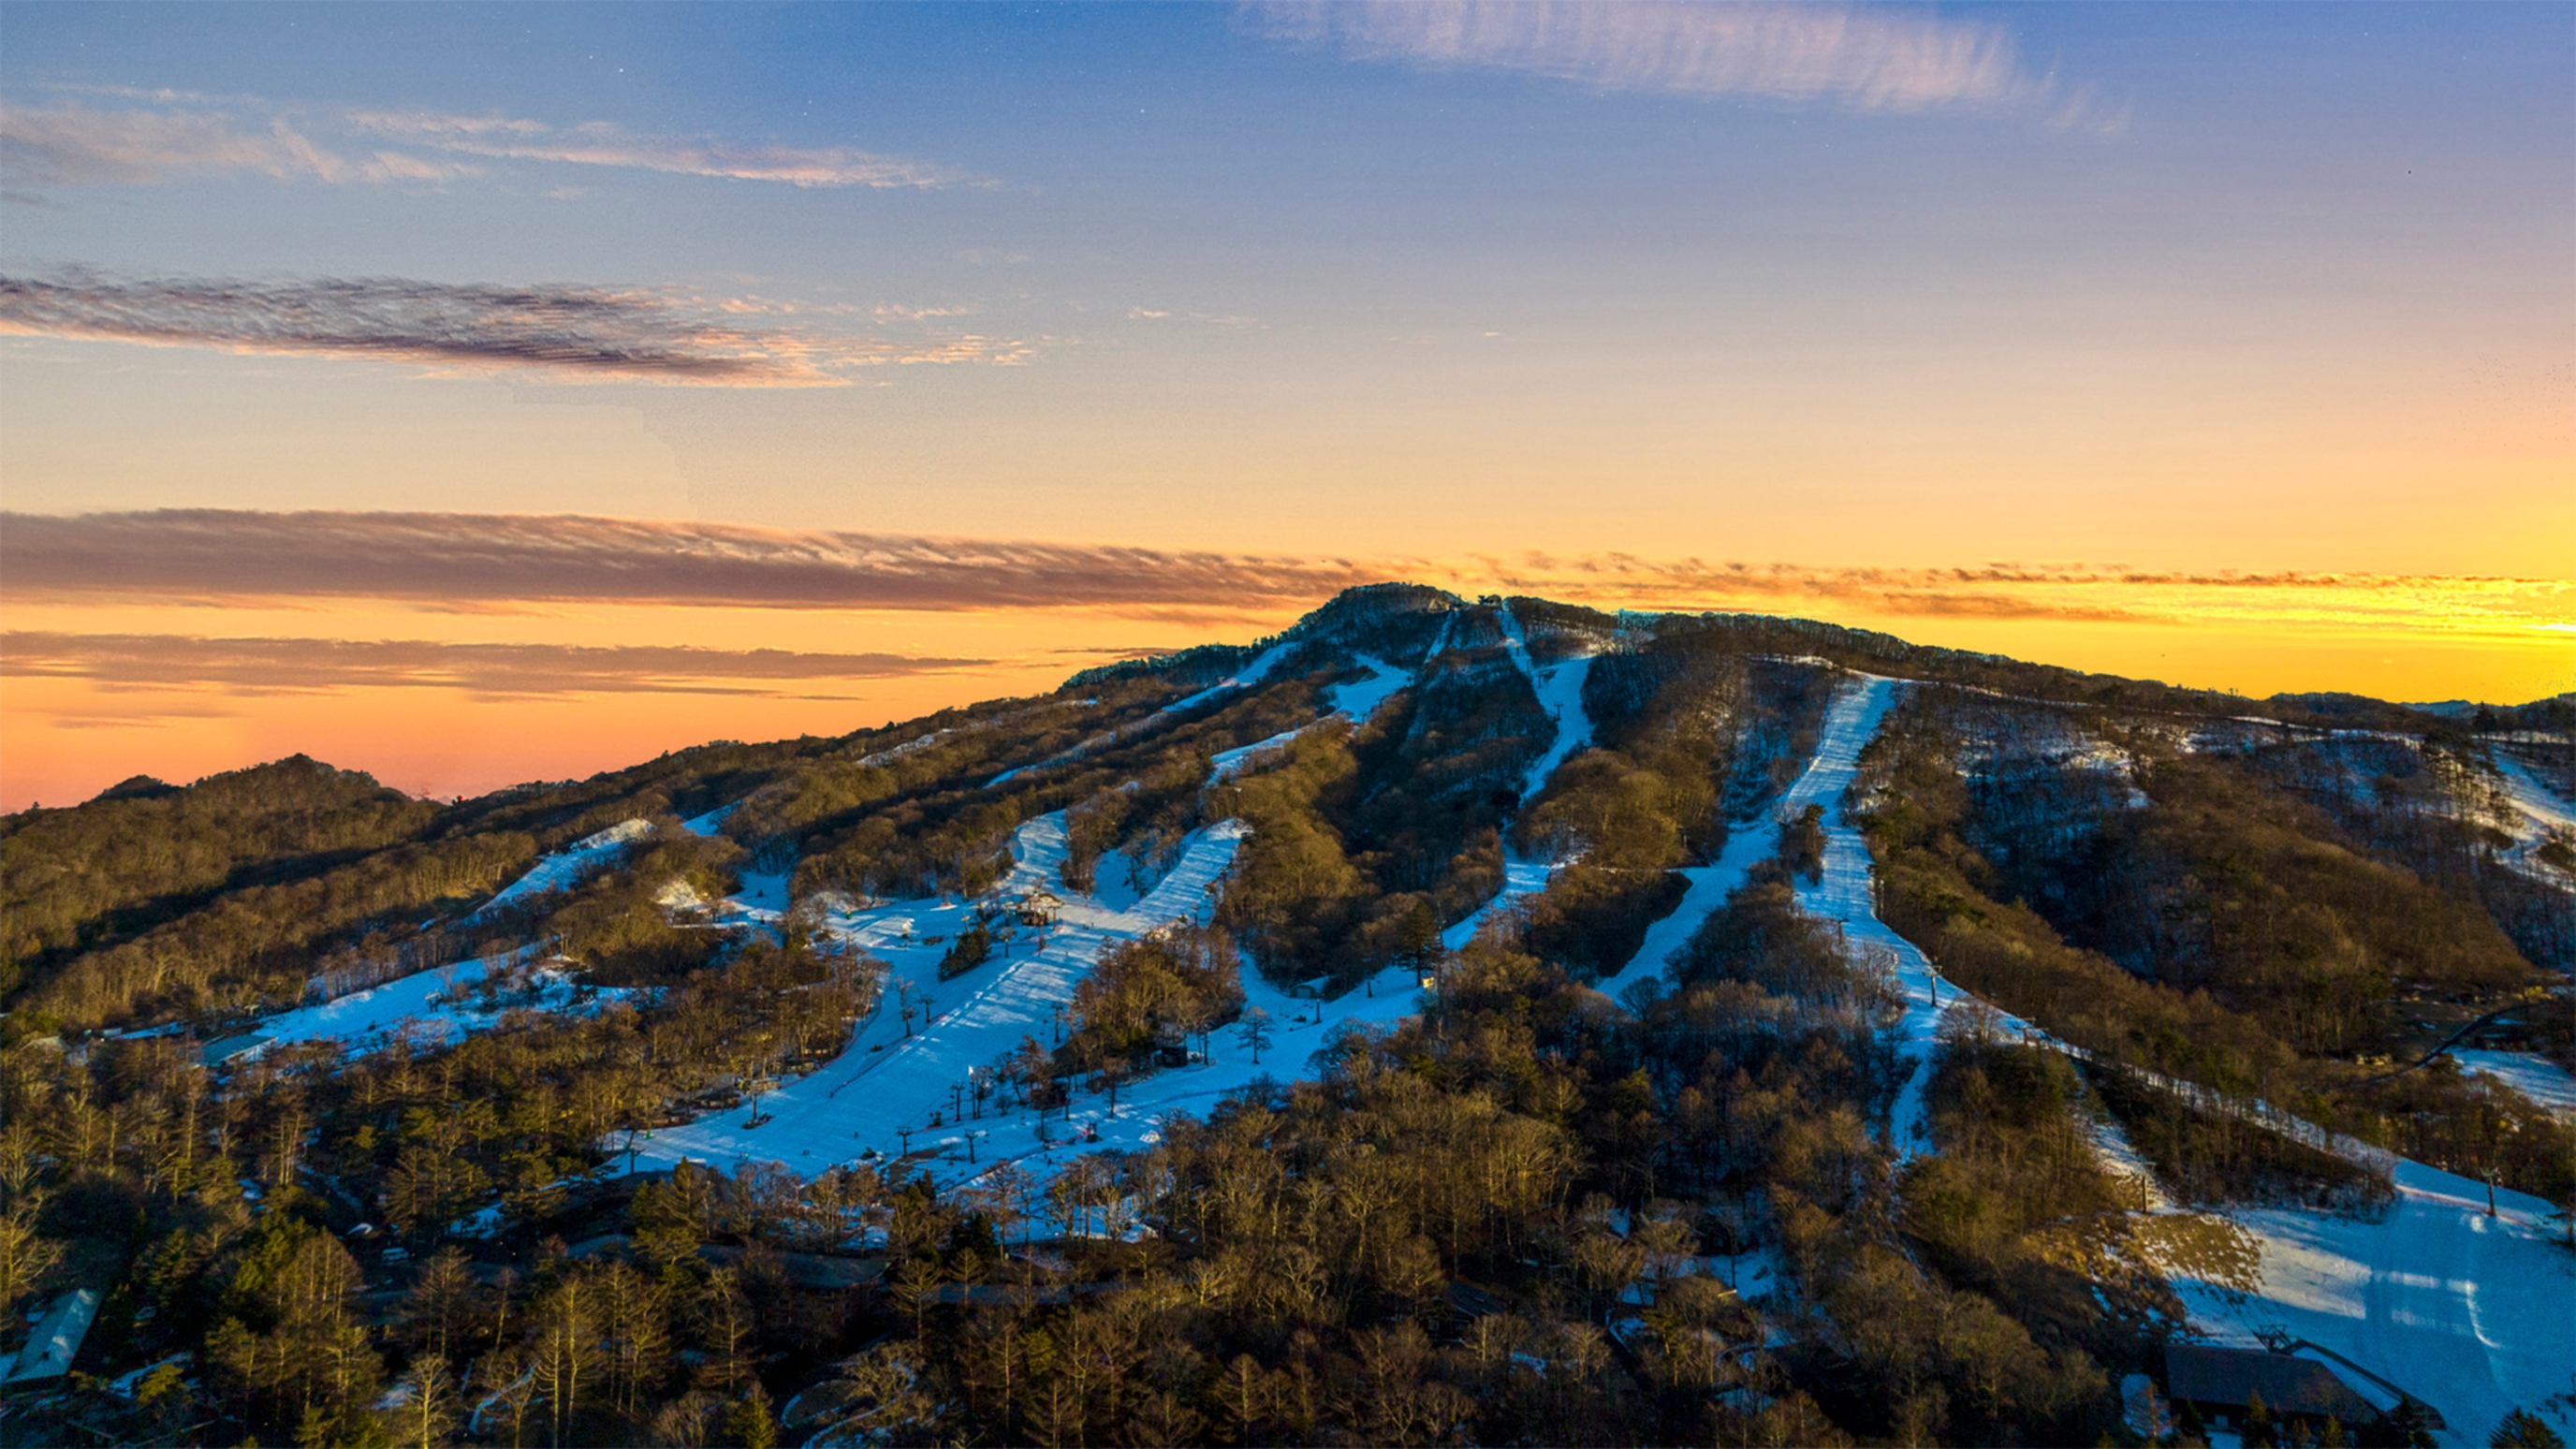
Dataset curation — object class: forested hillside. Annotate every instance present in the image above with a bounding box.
[3,585,2569,1448]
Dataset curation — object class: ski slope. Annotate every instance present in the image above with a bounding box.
[1442,856,1552,952]
[231,948,629,1061]
[2451,1049,2576,1116]
[988,641,1304,788]
[628,810,1263,1179]
[1440,605,1600,952]
[1208,654,1411,783]
[2171,1165,2576,1446]
[476,819,651,917]
[2490,752,2575,880]
[1761,676,2576,1443]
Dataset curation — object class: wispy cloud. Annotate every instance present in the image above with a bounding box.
[1254,1,2111,126]
[342,110,969,188]
[0,510,1383,611]
[0,632,988,700]
[0,271,1030,385]
[0,97,971,190]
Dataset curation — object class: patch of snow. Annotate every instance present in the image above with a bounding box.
[1208,654,1412,784]
[680,804,737,837]
[1442,856,1553,952]
[447,1203,505,1238]
[476,819,652,918]
[630,800,1442,1201]
[1209,728,1306,784]
[1165,639,1298,715]
[233,949,630,1061]
[2170,1163,2576,1446]
[108,1353,190,1399]
[2490,753,2576,879]
[629,810,1281,1181]
[1324,653,1412,724]
[2450,1049,2576,1116]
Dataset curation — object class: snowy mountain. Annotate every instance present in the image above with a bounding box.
[5,585,2571,1448]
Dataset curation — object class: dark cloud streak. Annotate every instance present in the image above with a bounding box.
[0,271,1027,383]
[0,632,990,700]
[0,510,1383,612]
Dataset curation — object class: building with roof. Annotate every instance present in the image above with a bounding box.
[2164,1340,2440,1437]
[3,1288,101,1387]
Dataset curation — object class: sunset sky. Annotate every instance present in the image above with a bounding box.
[2,2,2569,810]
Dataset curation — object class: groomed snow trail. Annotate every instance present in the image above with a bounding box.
[2490,751,2575,879]
[476,819,651,918]
[233,947,630,1061]
[629,811,1251,1178]
[987,641,1303,788]
[2449,1049,2576,1117]
[1443,604,1598,951]
[1589,674,1891,1007]
[1773,677,2576,1445]
[1208,654,1411,783]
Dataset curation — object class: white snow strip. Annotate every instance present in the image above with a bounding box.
[987,642,1306,788]
[2490,753,2575,876]
[1442,856,1552,952]
[1163,639,1298,716]
[1208,654,1412,784]
[2450,1049,2576,1116]
[681,804,737,838]
[1209,728,1306,784]
[1324,653,1412,724]
[1519,655,1598,803]
[234,948,628,1060]
[1437,606,1597,950]
[1589,674,1886,1006]
[476,819,652,917]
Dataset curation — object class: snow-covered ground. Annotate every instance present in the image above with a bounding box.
[628,808,1339,1182]
[476,819,652,917]
[1208,653,1412,783]
[2173,1164,2576,1447]
[1442,857,1551,952]
[1436,607,1600,953]
[2490,752,2575,879]
[2451,1049,2576,1116]
[988,642,1306,788]
[230,948,627,1061]
[1589,670,1876,1006]
[1753,675,2576,1445]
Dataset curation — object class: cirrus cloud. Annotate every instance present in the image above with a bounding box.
[0,96,973,191]
[1253,1,2114,127]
